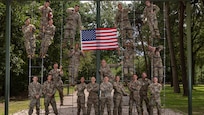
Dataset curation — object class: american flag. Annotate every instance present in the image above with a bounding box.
[81,28,118,51]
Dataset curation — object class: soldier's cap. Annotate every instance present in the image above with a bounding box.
[157,45,163,50]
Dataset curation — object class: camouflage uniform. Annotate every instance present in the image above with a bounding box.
[40,23,55,57]
[113,81,127,115]
[64,8,82,47]
[22,23,36,57]
[128,80,142,115]
[99,65,113,83]
[75,82,87,115]
[100,81,113,115]
[115,8,133,44]
[68,48,85,84]
[138,77,152,114]
[86,82,99,115]
[43,80,58,115]
[28,81,42,115]
[38,5,52,38]
[148,46,164,83]
[123,47,134,77]
[49,69,64,105]
[143,3,160,38]
[149,83,162,115]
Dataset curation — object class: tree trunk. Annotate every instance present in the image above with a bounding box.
[179,1,188,96]
[165,2,180,93]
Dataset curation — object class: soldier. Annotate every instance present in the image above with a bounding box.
[113,76,128,115]
[148,45,164,83]
[99,59,114,83]
[68,43,85,85]
[128,74,142,115]
[86,77,99,115]
[43,74,58,115]
[100,76,113,115]
[64,5,82,48]
[22,18,36,58]
[138,72,152,114]
[75,77,87,115]
[115,2,133,45]
[40,19,56,58]
[143,0,161,39]
[38,0,53,39]
[49,62,64,106]
[28,76,41,115]
[149,77,162,115]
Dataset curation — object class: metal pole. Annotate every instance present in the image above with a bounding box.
[96,1,101,115]
[186,1,192,115]
[5,0,11,115]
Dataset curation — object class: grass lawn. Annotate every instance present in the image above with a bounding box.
[0,86,74,115]
[162,85,204,115]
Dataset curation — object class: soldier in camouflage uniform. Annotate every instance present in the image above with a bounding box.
[75,77,87,115]
[148,45,164,83]
[43,74,58,115]
[22,18,36,58]
[38,0,53,39]
[86,77,99,115]
[115,2,133,45]
[99,59,114,83]
[40,19,56,58]
[113,76,128,115]
[100,76,113,115]
[143,0,161,39]
[28,76,41,115]
[49,62,64,106]
[149,77,162,115]
[138,72,152,115]
[68,43,85,85]
[128,74,142,115]
[64,5,82,48]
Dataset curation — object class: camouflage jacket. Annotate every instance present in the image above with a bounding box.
[22,24,36,39]
[43,80,56,97]
[113,81,126,96]
[28,82,42,98]
[38,6,52,20]
[115,8,131,26]
[143,4,160,20]
[99,65,113,80]
[68,49,84,65]
[66,8,82,30]
[75,83,86,97]
[49,69,63,83]
[128,80,141,98]
[138,78,152,95]
[149,83,162,98]
[44,24,56,39]
[87,82,99,99]
[100,82,113,98]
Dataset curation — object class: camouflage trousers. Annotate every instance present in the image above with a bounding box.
[44,96,58,115]
[147,18,160,38]
[64,26,77,48]
[55,82,64,105]
[40,36,53,56]
[140,93,150,114]
[77,96,86,115]
[153,66,164,83]
[129,92,142,115]
[113,94,123,115]
[24,38,36,56]
[100,97,112,115]
[149,95,161,115]
[39,18,48,39]
[69,64,79,84]
[87,97,99,115]
[28,97,40,115]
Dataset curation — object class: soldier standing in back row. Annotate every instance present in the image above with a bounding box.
[43,74,58,115]
[22,18,36,58]
[148,45,164,83]
[99,59,114,83]
[115,2,133,45]
[138,72,152,115]
[75,77,87,115]
[128,74,142,115]
[143,0,161,39]
[40,19,56,58]
[149,77,162,115]
[86,77,99,115]
[28,76,41,115]
[38,0,53,39]
[113,76,128,115]
[100,76,113,115]
[49,62,64,106]
[64,5,82,48]
[68,43,85,85]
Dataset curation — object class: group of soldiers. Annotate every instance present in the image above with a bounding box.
[74,72,162,115]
